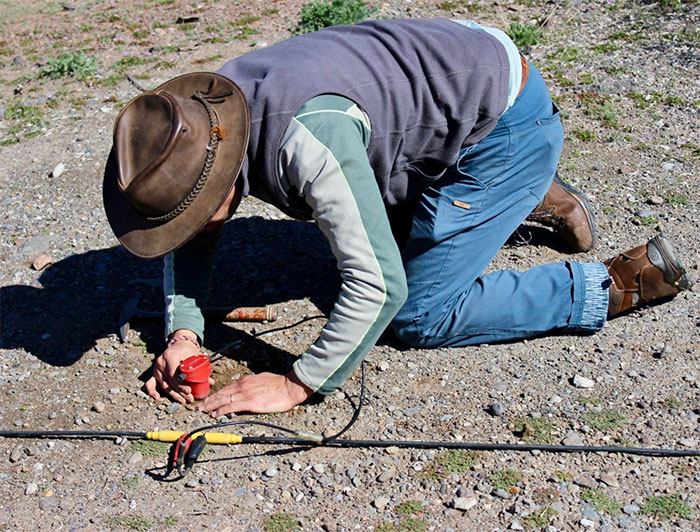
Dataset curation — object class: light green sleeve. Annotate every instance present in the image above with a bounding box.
[280,95,408,394]
[163,225,222,342]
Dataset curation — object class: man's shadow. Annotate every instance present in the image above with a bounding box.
[0,216,339,371]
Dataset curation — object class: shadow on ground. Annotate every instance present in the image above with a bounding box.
[1,216,339,368]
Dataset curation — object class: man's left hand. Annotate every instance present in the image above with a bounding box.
[199,370,313,416]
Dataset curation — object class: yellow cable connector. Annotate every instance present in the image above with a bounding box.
[146,431,243,444]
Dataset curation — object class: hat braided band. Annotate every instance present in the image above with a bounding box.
[145,91,226,224]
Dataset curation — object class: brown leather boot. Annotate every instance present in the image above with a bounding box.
[604,233,692,318]
[527,173,598,252]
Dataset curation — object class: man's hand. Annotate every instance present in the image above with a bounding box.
[199,370,313,417]
[145,330,211,404]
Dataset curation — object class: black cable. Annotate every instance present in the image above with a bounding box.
[237,437,700,457]
[323,361,365,441]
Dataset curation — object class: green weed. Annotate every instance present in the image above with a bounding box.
[637,215,659,226]
[419,449,479,480]
[375,523,397,532]
[609,29,645,41]
[553,470,574,482]
[522,507,557,530]
[573,128,596,141]
[581,489,622,515]
[194,54,223,65]
[535,486,560,504]
[4,102,43,122]
[438,0,484,11]
[593,42,620,54]
[120,474,140,489]
[513,417,556,444]
[664,397,685,409]
[0,137,19,146]
[263,513,300,532]
[295,0,377,35]
[40,52,98,80]
[112,54,157,71]
[97,73,124,87]
[231,25,261,41]
[436,449,480,473]
[582,410,626,432]
[578,396,602,406]
[489,469,523,490]
[104,514,153,531]
[662,192,689,206]
[130,439,169,457]
[396,500,423,516]
[547,46,582,62]
[398,519,427,532]
[641,494,693,520]
[508,23,540,48]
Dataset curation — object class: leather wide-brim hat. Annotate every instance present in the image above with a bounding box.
[103,72,249,259]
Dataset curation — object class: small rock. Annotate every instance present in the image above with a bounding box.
[127,452,143,465]
[291,462,302,472]
[17,235,51,257]
[599,471,619,487]
[510,520,524,531]
[678,438,697,447]
[494,488,511,499]
[263,466,278,478]
[373,496,390,510]
[39,496,59,511]
[623,504,640,515]
[312,464,325,474]
[452,496,477,511]
[185,479,198,488]
[166,403,181,415]
[199,476,210,485]
[661,161,675,171]
[655,345,673,359]
[487,402,506,416]
[574,474,598,489]
[109,387,121,395]
[572,375,595,388]
[25,482,38,495]
[647,195,664,206]
[634,208,654,218]
[31,254,53,271]
[377,468,395,482]
[50,163,65,178]
[91,401,105,413]
[457,486,474,498]
[562,432,585,446]
[475,482,491,493]
[580,518,596,528]
[10,448,23,463]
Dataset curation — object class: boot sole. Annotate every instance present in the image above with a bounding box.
[648,233,693,291]
[553,173,599,251]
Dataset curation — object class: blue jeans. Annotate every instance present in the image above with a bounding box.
[392,63,609,347]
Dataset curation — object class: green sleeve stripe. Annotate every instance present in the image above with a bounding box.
[299,118,388,392]
[287,108,406,394]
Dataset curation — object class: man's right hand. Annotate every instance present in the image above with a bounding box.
[145,330,208,404]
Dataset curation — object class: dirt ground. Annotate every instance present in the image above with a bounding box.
[1,0,699,531]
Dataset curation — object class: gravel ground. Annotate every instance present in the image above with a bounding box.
[1,1,699,531]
